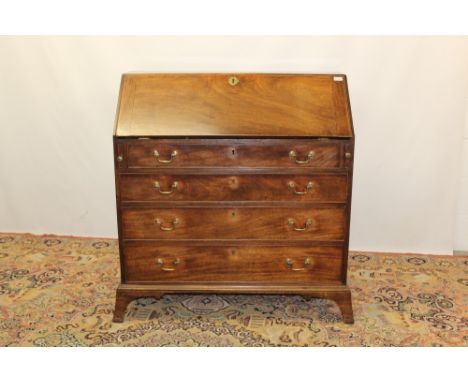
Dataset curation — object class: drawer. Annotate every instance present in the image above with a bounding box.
[123,244,344,284]
[121,207,345,240]
[120,173,348,202]
[125,139,344,169]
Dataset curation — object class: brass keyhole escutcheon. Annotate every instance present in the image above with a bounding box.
[228,76,239,86]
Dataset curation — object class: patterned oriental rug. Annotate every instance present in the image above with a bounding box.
[0,233,466,346]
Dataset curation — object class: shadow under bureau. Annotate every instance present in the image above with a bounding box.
[112,73,355,323]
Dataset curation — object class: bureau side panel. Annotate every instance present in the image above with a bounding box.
[341,138,354,284]
[114,137,127,282]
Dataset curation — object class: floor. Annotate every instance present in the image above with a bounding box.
[0,233,466,346]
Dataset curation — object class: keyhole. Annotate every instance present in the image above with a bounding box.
[231,149,236,155]
[231,212,236,218]
[228,76,239,86]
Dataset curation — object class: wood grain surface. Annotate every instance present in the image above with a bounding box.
[121,206,345,240]
[122,244,343,283]
[120,173,348,202]
[114,74,353,137]
[125,139,343,169]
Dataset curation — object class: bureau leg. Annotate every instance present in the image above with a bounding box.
[332,289,354,324]
[112,289,133,323]
[303,288,354,324]
[113,288,165,323]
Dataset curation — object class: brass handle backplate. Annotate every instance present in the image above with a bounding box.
[288,181,314,195]
[153,150,178,164]
[287,218,313,231]
[285,257,311,271]
[289,150,315,164]
[156,257,180,272]
[228,76,239,86]
[154,181,178,195]
[155,217,179,231]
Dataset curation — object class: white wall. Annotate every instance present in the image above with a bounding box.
[454,99,468,251]
[0,36,467,254]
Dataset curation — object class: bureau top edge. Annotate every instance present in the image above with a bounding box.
[113,135,355,140]
[114,73,355,138]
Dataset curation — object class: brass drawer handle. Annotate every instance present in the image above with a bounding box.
[287,218,313,231]
[156,258,180,272]
[155,217,179,231]
[154,181,178,195]
[289,150,315,164]
[153,149,178,164]
[285,257,311,271]
[288,181,314,195]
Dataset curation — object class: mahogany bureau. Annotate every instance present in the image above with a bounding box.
[112,73,355,323]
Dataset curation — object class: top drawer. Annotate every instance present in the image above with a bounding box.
[123,139,349,169]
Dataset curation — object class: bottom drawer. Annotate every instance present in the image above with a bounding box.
[122,244,344,284]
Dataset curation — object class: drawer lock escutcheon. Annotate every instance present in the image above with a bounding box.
[153,181,178,195]
[287,218,313,231]
[288,181,314,195]
[285,257,311,271]
[228,76,240,86]
[153,149,178,164]
[156,257,180,272]
[289,150,315,164]
[155,217,179,231]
